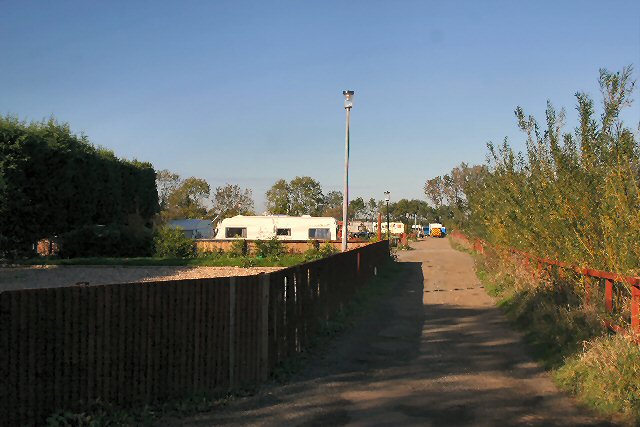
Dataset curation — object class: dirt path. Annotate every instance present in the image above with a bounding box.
[164,238,614,426]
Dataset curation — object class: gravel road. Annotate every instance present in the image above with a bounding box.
[0,265,283,292]
[162,238,616,426]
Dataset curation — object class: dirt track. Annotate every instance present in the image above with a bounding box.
[162,238,614,426]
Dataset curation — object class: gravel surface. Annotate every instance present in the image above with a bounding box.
[0,265,284,292]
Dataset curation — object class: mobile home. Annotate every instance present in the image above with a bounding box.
[215,215,338,241]
[372,221,405,235]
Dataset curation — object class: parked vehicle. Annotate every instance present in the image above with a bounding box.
[372,221,405,235]
[214,215,338,240]
[428,223,447,238]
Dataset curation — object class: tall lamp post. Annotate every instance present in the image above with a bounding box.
[384,191,390,240]
[341,90,354,252]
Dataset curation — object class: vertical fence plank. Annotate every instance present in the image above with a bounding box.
[632,285,640,335]
[260,275,270,381]
[229,277,236,388]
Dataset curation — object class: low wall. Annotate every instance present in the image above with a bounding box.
[195,239,370,254]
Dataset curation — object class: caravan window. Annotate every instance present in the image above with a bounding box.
[308,228,331,240]
[225,227,247,238]
[276,228,291,236]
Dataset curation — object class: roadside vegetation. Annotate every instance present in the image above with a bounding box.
[467,245,639,425]
[441,67,640,425]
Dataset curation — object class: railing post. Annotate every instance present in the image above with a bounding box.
[605,279,613,313]
[631,285,640,335]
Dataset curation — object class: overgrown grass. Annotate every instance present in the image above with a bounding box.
[45,259,400,426]
[465,244,640,425]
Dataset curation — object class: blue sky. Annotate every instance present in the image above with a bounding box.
[2,1,639,211]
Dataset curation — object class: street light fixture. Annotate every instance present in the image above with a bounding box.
[384,191,390,240]
[341,90,354,252]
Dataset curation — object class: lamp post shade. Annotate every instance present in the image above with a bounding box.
[343,90,354,109]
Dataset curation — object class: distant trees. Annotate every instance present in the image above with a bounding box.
[160,177,210,221]
[211,183,255,219]
[156,171,255,222]
[265,176,324,216]
[0,116,159,257]
[265,179,290,214]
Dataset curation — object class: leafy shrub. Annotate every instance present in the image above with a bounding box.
[153,226,195,258]
[227,239,248,257]
[59,225,153,258]
[303,242,339,261]
[442,66,640,277]
[254,237,285,258]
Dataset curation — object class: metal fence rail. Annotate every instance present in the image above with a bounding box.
[0,240,389,425]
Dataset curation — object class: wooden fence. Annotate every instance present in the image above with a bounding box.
[0,241,389,425]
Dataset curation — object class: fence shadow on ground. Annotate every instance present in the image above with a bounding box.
[173,260,616,427]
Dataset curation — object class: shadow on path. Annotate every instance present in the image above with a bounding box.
[165,247,616,427]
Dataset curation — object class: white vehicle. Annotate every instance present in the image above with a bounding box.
[215,215,338,241]
[372,221,405,235]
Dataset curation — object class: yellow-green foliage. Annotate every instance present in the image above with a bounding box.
[462,66,639,278]
[556,335,640,425]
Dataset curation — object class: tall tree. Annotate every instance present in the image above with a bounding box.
[163,177,210,220]
[211,183,255,220]
[322,190,343,219]
[156,169,181,210]
[424,176,444,208]
[348,197,366,219]
[289,176,324,216]
[265,179,290,214]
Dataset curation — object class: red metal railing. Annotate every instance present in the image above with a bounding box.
[450,231,640,337]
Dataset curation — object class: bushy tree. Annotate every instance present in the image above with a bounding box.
[211,183,255,220]
[162,177,210,220]
[441,66,639,275]
[265,179,290,214]
[265,176,324,216]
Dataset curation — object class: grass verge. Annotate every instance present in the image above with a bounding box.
[45,259,401,427]
[458,242,640,425]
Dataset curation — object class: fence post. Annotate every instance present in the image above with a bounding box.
[631,285,640,335]
[260,274,270,381]
[228,277,236,388]
[605,279,613,313]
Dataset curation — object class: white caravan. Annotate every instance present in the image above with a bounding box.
[215,215,338,241]
[372,221,405,235]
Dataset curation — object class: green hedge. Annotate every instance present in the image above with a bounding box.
[0,116,159,257]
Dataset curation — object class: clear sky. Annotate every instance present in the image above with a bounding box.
[2,1,639,211]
